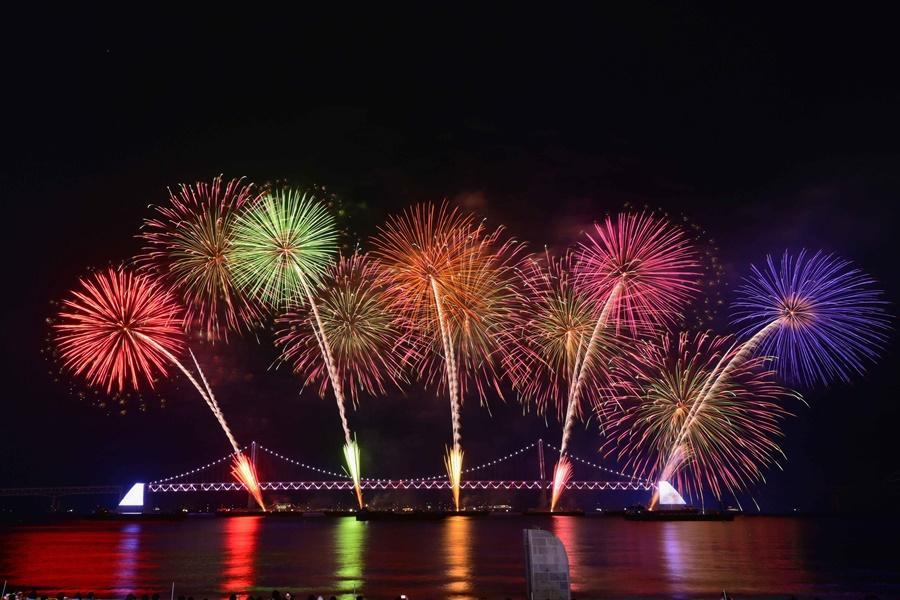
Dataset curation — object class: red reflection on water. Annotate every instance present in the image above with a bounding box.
[1,522,144,595]
[221,516,261,594]
[550,515,581,593]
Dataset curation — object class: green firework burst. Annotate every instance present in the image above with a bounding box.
[229,188,339,308]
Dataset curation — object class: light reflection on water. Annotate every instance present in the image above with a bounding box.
[221,516,260,593]
[114,523,142,593]
[443,516,471,597]
[333,517,366,596]
[1,515,898,599]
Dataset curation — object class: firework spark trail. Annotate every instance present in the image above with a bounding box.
[297,271,364,507]
[558,282,622,460]
[432,277,465,510]
[657,322,780,488]
[604,332,794,503]
[275,252,404,509]
[138,332,267,510]
[137,332,238,451]
[431,278,462,450]
[550,283,620,511]
[231,452,266,512]
[343,437,363,508]
[550,456,573,510]
[444,444,464,512]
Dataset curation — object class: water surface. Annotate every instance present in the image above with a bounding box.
[1,515,898,599]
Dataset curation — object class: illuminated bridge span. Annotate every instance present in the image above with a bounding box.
[146,439,654,494]
[150,480,650,492]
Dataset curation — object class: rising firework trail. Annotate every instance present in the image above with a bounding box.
[601,332,796,502]
[372,202,520,510]
[137,176,263,342]
[548,212,701,510]
[274,252,404,508]
[228,188,367,505]
[654,250,889,505]
[54,268,265,509]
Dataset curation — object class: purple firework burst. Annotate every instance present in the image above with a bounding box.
[732,249,890,387]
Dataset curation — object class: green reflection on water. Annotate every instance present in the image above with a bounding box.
[333,517,367,595]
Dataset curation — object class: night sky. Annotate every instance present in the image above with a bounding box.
[2,8,898,512]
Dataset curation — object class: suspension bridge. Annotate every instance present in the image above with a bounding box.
[145,439,653,496]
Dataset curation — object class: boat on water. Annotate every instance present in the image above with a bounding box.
[622,481,737,521]
[623,505,735,521]
[523,508,585,516]
[355,508,492,521]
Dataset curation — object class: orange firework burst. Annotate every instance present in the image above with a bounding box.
[372,202,521,509]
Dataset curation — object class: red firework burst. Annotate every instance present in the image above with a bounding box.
[54,267,185,393]
[137,176,263,342]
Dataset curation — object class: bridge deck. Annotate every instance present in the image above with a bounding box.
[149,480,651,492]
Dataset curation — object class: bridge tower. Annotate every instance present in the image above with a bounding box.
[538,438,548,509]
[247,441,259,509]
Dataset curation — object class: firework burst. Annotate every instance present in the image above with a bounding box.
[601,331,796,502]
[548,212,701,510]
[54,268,264,510]
[510,250,600,420]
[54,268,184,392]
[230,187,339,309]
[137,176,264,342]
[733,250,890,387]
[275,252,404,404]
[372,202,521,510]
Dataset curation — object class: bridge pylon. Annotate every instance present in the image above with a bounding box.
[247,441,258,509]
[538,438,548,509]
